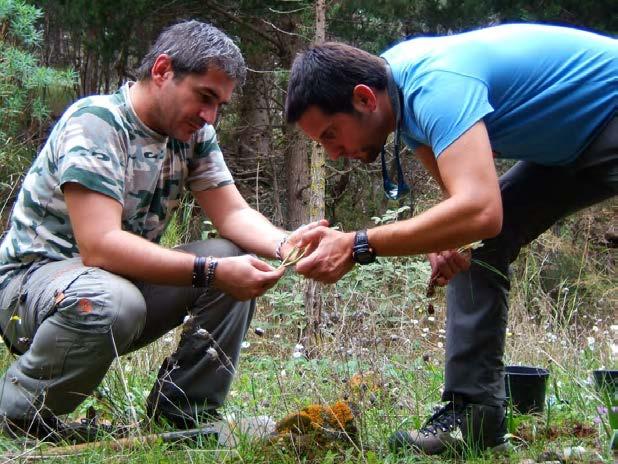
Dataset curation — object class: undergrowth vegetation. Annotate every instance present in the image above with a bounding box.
[0,198,615,463]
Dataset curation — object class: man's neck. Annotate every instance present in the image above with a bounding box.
[378,89,397,134]
[128,80,161,134]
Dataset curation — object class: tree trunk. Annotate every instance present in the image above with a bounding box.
[284,127,310,229]
[303,0,327,352]
[235,65,275,218]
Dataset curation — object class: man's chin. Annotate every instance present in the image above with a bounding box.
[360,150,380,164]
[172,130,194,143]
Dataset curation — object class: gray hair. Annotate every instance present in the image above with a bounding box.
[136,20,246,85]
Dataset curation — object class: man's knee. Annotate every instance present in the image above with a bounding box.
[176,239,245,258]
[53,269,146,350]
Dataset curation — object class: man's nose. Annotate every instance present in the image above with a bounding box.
[199,106,218,125]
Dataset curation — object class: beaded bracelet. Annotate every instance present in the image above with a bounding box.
[192,256,207,288]
[274,235,289,261]
[205,256,218,287]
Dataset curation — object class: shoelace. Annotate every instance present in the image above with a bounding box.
[420,401,464,436]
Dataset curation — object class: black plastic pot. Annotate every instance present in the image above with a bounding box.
[593,369,618,396]
[505,365,549,414]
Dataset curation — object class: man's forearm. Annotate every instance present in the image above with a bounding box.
[368,194,501,257]
[216,206,287,259]
[84,229,195,285]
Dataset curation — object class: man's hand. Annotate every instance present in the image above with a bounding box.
[428,249,471,286]
[294,226,355,284]
[214,255,285,300]
[280,219,330,263]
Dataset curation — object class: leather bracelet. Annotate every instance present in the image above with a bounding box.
[274,235,289,261]
[192,256,207,288]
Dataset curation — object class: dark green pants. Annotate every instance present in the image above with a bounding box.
[443,117,617,406]
[0,239,254,426]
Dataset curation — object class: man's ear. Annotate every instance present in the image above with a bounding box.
[151,54,174,85]
[351,85,378,113]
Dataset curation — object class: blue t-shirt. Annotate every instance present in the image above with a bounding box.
[381,24,617,165]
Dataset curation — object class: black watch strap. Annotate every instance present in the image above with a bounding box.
[354,229,369,248]
[352,229,376,264]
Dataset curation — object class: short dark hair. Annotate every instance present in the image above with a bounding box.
[285,42,387,123]
[136,20,246,84]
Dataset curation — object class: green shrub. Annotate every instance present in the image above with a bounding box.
[0,0,75,219]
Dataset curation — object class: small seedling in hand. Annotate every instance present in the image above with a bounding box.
[279,245,309,268]
[426,240,484,299]
[457,240,484,253]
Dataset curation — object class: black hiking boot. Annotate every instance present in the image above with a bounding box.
[389,400,509,456]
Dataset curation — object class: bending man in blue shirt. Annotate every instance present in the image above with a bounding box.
[285,23,617,455]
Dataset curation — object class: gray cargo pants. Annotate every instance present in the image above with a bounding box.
[0,239,254,427]
[443,116,618,406]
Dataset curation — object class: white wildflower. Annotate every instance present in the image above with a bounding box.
[206,347,218,360]
[241,341,250,349]
[196,328,208,337]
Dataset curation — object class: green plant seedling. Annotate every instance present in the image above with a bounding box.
[280,245,309,268]
[426,240,484,297]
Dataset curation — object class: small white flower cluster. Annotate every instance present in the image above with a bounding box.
[586,336,596,350]
[206,346,218,360]
[292,343,304,359]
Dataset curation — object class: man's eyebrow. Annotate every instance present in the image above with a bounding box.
[199,87,230,105]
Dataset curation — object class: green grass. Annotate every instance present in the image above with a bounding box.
[0,205,615,463]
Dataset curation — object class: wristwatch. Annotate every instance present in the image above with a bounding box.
[352,230,376,265]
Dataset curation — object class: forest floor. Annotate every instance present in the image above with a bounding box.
[0,202,615,463]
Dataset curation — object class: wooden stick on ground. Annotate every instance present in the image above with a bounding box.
[1,426,219,461]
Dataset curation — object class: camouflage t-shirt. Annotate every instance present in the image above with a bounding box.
[0,82,233,286]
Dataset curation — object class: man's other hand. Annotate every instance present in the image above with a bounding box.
[294,227,355,284]
[214,255,285,300]
[428,249,471,286]
[281,219,330,262]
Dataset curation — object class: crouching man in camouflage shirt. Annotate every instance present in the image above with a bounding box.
[0,20,312,441]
